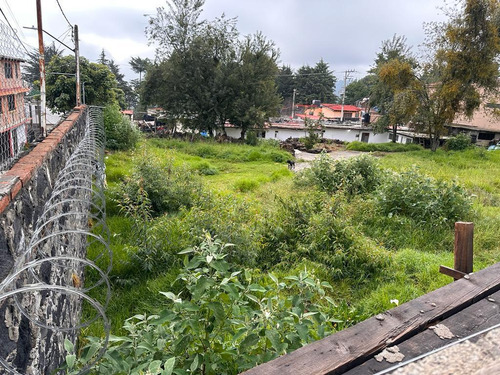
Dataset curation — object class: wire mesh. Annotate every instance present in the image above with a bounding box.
[0,19,32,172]
[0,106,111,374]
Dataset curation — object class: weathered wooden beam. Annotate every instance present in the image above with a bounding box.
[454,222,473,275]
[241,261,500,375]
[439,265,467,280]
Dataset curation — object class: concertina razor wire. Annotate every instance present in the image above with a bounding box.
[0,106,111,374]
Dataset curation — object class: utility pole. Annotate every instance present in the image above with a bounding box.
[291,88,297,119]
[340,69,355,123]
[74,25,81,106]
[36,0,46,137]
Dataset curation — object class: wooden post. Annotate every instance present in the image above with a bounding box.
[454,222,474,276]
[439,221,474,281]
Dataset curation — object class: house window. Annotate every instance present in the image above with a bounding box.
[0,131,10,165]
[478,132,495,141]
[344,112,352,119]
[15,63,18,79]
[361,132,370,143]
[0,97,3,114]
[4,62,12,79]
[7,95,15,111]
[406,138,412,144]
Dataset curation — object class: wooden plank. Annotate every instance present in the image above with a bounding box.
[454,222,473,275]
[241,262,500,375]
[344,289,500,374]
[439,265,467,280]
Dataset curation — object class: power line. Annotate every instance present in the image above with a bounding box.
[2,0,24,39]
[0,7,32,54]
[55,0,72,28]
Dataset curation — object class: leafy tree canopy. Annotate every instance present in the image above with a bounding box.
[372,0,500,150]
[295,59,338,105]
[46,55,121,113]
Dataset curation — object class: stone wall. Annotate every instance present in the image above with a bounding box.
[0,106,88,374]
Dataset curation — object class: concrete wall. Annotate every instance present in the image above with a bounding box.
[0,106,87,374]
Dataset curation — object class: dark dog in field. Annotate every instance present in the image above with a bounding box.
[287,159,295,170]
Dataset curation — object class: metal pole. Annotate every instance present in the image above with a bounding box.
[291,88,296,119]
[36,0,46,137]
[74,25,81,106]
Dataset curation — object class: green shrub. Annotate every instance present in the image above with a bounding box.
[69,237,338,375]
[297,153,381,196]
[346,141,423,152]
[118,151,203,216]
[152,191,260,266]
[245,130,258,146]
[377,168,472,227]
[258,194,389,280]
[193,161,219,175]
[246,150,263,161]
[445,133,472,151]
[234,178,259,192]
[103,104,140,151]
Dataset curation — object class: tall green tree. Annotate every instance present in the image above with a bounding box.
[129,56,152,83]
[144,0,280,138]
[295,59,337,104]
[375,0,500,150]
[46,55,120,113]
[228,32,281,139]
[276,65,295,100]
[23,43,62,87]
[370,35,417,141]
[344,75,377,105]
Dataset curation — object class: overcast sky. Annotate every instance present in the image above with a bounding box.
[3,0,448,88]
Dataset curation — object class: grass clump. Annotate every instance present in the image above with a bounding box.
[346,141,423,152]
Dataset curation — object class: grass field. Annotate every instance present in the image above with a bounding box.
[92,140,500,337]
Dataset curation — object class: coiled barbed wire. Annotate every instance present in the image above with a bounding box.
[0,106,111,374]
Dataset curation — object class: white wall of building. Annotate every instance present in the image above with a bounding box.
[226,125,393,144]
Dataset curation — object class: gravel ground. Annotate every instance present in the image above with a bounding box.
[293,149,362,171]
[390,327,500,375]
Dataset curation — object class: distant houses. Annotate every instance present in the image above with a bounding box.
[0,21,29,168]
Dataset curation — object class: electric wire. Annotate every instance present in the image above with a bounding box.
[55,0,73,28]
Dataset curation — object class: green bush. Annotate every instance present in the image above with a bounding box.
[445,133,472,151]
[377,168,472,227]
[152,191,260,266]
[193,161,219,175]
[346,141,423,152]
[103,104,140,151]
[245,130,258,146]
[296,153,381,196]
[234,178,259,192]
[69,237,338,375]
[258,194,389,280]
[117,151,203,216]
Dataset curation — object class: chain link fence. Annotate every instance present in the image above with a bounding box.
[0,19,36,172]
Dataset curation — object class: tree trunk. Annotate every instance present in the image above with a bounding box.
[431,136,439,152]
[240,128,246,140]
[392,123,397,143]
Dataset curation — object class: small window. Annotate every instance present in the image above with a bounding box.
[7,95,15,111]
[4,62,12,79]
[406,138,412,144]
[0,97,3,114]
